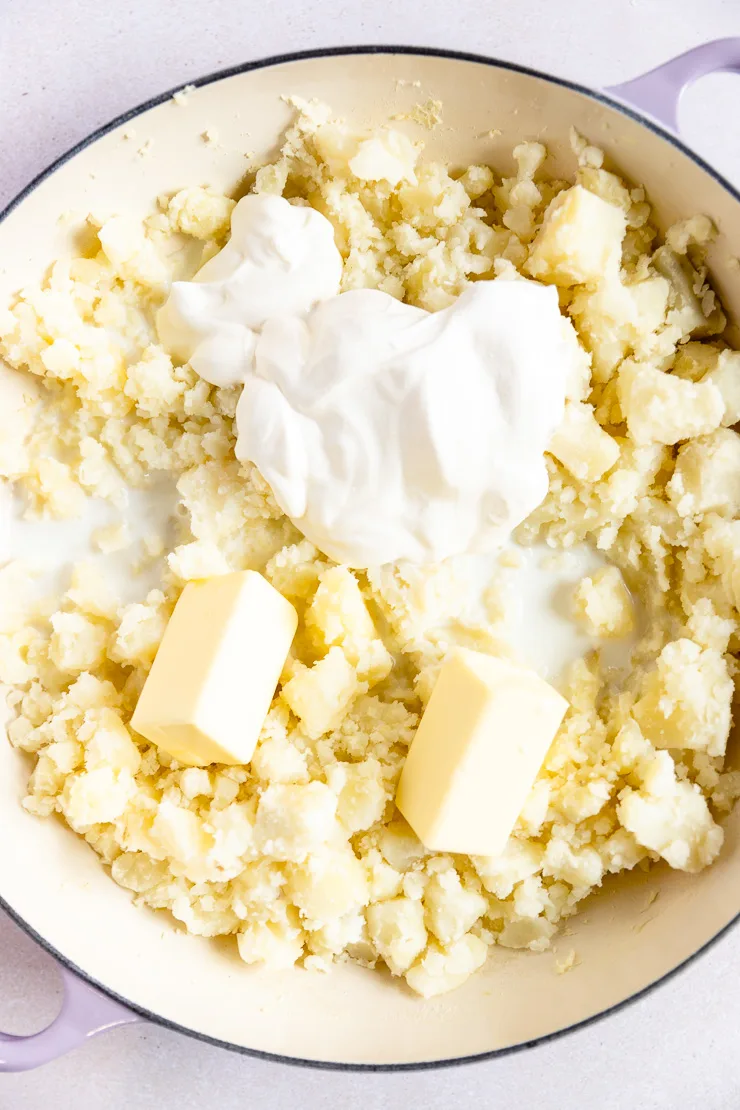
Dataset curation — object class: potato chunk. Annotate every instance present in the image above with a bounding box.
[526,185,626,287]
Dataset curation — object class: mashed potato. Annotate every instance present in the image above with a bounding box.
[1,105,739,998]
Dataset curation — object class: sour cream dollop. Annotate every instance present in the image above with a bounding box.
[158,193,583,567]
[157,194,343,388]
[236,281,576,566]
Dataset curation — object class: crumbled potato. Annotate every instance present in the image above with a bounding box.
[165,186,236,240]
[366,897,427,974]
[618,359,725,445]
[668,429,740,517]
[167,539,230,581]
[618,751,723,872]
[633,639,733,757]
[704,351,740,426]
[525,185,626,287]
[2,101,739,1000]
[281,647,360,740]
[254,782,337,863]
[572,566,634,638]
[569,271,671,384]
[306,567,392,685]
[548,401,620,481]
[405,934,488,998]
[48,612,108,673]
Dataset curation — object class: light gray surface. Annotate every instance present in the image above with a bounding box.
[1,0,740,1106]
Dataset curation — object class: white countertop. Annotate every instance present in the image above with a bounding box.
[2,1,740,1106]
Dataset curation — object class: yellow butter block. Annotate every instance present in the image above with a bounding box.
[396,648,568,856]
[131,571,298,766]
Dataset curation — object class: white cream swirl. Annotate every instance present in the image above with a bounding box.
[157,194,343,388]
[235,280,575,567]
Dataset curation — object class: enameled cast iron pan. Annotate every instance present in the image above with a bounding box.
[1,39,740,1072]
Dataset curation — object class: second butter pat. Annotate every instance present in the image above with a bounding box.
[396,648,569,856]
[131,571,297,766]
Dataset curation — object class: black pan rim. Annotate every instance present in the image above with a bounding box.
[2,41,739,1074]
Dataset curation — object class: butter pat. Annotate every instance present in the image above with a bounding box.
[396,649,568,856]
[131,571,297,766]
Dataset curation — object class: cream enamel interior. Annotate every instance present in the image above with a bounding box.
[1,50,740,1067]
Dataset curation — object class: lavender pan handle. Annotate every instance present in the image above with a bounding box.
[605,38,740,133]
[0,967,139,1072]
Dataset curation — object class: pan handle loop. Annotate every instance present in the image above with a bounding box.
[0,966,139,1072]
[605,38,740,132]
